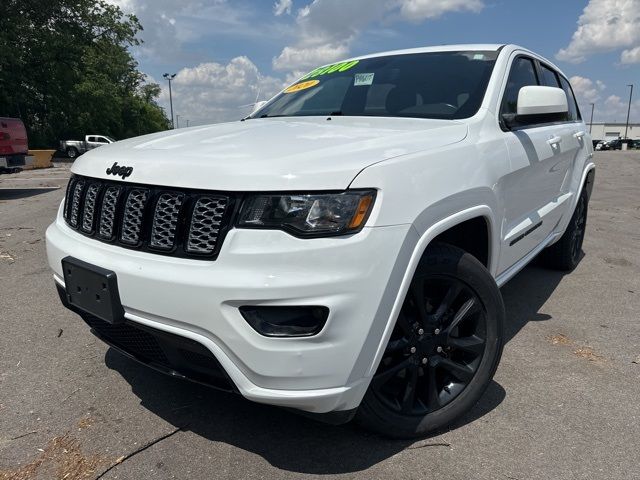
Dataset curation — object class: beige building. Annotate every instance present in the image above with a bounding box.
[588,122,639,140]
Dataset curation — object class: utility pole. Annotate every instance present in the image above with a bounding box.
[186,119,189,127]
[163,73,177,128]
[624,84,634,140]
[176,115,181,128]
[589,103,595,134]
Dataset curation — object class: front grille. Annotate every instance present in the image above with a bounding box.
[63,175,234,260]
[150,192,184,250]
[81,183,101,233]
[187,196,228,254]
[99,186,122,240]
[120,189,148,245]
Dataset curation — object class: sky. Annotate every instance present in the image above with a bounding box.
[109,0,640,127]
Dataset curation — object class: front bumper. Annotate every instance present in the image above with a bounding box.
[46,207,413,413]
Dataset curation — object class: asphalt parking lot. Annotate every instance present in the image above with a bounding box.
[1,151,639,480]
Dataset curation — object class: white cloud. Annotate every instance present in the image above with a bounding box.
[556,0,640,63]
[567,75,640,123]
[273,0,485,72]
[620,46,640,64]
[158,57,284,126]
[570,75,605,104]
[601,93,639,122]
[274,0,293,16]
[399,0,484,20]
[106,0,268,62]
[273,43,350,71]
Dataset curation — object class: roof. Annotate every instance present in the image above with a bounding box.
[349,44,506,62]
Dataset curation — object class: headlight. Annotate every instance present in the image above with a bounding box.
[238,190,376,237]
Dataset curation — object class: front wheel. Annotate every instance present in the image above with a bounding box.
[356,243,505,438]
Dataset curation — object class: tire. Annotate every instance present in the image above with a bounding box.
[356,243,505,438]
[540,189,588,271]
[66,147,79,159]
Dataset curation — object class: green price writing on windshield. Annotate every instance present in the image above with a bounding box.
[299,60,360,81]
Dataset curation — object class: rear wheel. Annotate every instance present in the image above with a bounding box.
[66,147,78,159]
[541,189,588,271]
[356,243,504,438]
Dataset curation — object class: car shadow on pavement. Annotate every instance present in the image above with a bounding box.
[0,187,60,200]
[104,261,569,475]
[106,358,504,474]
[500,262,569,343]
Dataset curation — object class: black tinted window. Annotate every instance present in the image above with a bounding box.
[559,76,581,121]
[501,57,539,115]
[253,51,499,120]
[541,65,561,88]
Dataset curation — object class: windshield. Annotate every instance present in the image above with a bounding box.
[252,51,499,121]
[105,136,115,142]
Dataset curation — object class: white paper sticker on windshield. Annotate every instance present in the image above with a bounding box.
[354,73,374,86]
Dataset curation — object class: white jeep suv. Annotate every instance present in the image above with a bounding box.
[46,44,595,438]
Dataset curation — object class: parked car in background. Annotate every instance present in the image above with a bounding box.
[628,139,640,149]
[47,44,595,438]
[60,135,115,159]
[596,139,622,151]
[591,139,601,149]
[0,117,33,173]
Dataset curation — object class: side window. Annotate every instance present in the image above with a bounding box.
[87,136,97,142]
[501,57,539,115]
[559,76,581,122]
[97,137,108,143]
[540,65,561,88]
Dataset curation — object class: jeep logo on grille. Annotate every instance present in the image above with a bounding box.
[106,162,133,179]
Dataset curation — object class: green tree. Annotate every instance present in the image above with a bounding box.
[0,0,169,148]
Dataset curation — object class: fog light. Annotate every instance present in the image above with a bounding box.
[239,305,329,337]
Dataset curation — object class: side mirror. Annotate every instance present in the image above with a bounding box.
[502,86,568,129]
[517,86,568,116]
[251,100,268,115]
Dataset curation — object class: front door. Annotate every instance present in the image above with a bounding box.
[496,55,581,274]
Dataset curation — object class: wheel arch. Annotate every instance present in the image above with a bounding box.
[581,164,596,201]
[349,200,500,387]
[552,162,595,244]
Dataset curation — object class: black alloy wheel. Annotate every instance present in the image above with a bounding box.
[569,193,587,265]
[357,243,504,438]
[541,188,589,271]
[370,275,486,416]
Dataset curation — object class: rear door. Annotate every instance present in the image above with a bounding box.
[497,56,579,274]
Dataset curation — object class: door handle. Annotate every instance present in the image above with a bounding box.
[574,131,586,139]
[547,135,562,146]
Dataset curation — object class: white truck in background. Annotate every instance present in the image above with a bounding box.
[60,135,115,159]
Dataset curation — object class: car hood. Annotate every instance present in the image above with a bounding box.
[72,116,468,191]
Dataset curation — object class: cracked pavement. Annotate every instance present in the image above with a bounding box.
[1,152,639,479]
